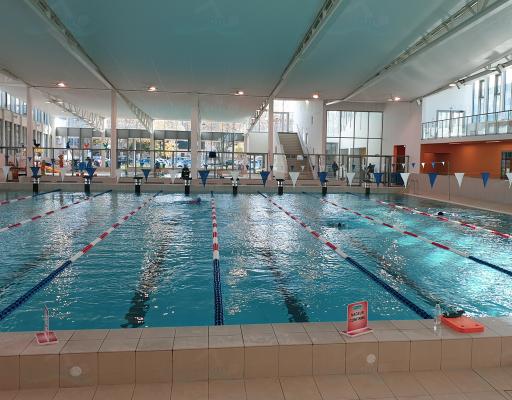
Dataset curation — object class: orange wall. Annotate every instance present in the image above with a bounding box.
[420,140,512,178]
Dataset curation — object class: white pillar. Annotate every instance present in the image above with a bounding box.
[1,113,5,148]
[26,87,34,165]
[110,90,117,177]
[190,97,200,179]
[268,100,274,169]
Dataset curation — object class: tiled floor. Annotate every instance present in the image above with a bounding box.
[1,368,512,399]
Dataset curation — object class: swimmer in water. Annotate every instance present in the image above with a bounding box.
[175,197,201,205]
[437,211,444,216]
[336,222,346,229]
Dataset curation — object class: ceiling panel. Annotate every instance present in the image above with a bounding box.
[47,0,324,96]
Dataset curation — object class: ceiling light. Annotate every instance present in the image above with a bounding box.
[448,83,456,87]
[486,140,501,143]
[449,142,462,145]
[312,93,320,99]
[393,96,401,101]
[147,86,157,92]
[235,90,244,96]
[57,82,66,88]
[387,98,394,101]
[45,101,51,104]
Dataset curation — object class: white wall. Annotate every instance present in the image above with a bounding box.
[282,99,324,154]
[247,131,268,153]
[382,102,422,165]
[421,85,473,122]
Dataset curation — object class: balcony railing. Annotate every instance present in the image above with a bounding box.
[422,110,512,140]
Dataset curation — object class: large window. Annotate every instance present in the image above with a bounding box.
[326,111,382,156]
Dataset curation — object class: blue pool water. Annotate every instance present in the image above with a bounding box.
[0,190,511,331]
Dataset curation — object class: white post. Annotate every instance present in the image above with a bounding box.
[110,90,117,177]
[268,100,274,169]
[26,87,34,165]
[191,97,200,179]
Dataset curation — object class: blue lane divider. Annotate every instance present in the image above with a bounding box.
[34,188,61,197]
[258,191,432,319]
[210,192,224,325]
[0,192,160,322]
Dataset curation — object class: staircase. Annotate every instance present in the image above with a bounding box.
[278,132,314,180]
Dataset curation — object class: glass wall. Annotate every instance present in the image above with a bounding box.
[326,111,383,157]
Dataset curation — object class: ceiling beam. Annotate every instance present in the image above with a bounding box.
[23,0,154,133]
[248,0,343,132]
[331,0,511,104]
[0,67,105,131]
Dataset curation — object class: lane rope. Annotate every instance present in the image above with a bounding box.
[321,197,512,277]
[0,189,61,206]
[0,190,112,234]
[210,192,224,325]
[0,192,161,322]
[373,197,511,239]
[258,192,432,319]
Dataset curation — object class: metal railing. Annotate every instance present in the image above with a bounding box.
[0,146,407,185]
[422,109,512,140]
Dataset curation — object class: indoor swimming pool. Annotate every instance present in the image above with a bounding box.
[0,190,511,332]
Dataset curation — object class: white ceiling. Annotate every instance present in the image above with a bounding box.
[0,0,511,122]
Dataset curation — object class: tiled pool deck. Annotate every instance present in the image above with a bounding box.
[1,317,512,399]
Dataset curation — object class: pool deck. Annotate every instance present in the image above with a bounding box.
[1,317,511,398]
[408,193,512,215]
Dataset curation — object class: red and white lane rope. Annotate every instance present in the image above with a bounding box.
[0,190,111,234]
[0,189,60,206]
[322,198,512,277]
[375,199,511,239]
[0,192,160,322]
[210,195,224,325]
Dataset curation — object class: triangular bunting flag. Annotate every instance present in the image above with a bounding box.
[412,162,416,169]
[373,172,383,187]
[400,172,410,188]
[346,172,355,186]
[85,167,96,178]
[170,169,179,184]
[421,162,425,169]
[198,170,209,187]
[60,171,65,182]
[30,166,40,177]
[401,163,406,169]
[142,168,151,182]
[2,166,11,179]
[318,171,328,185]
[454,172,464,188]
[230,171,239,181]
[289,171,300,187]
[428,172,438,188]
[507,172,512,188]
[351,164,356,171]
[481,172,490,187]
[260,171,270,186]
[441,161,445,166]
[431,162,436,169]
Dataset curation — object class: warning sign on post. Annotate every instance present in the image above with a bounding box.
[341,301,373,337]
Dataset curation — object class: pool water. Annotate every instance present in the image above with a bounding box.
[0,190,511,331]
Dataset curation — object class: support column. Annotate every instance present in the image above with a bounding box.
[1,113,5,148]
[190,97,200,179]
[110,90,118,177]
[26,87,34,165]
[268,100,274,169]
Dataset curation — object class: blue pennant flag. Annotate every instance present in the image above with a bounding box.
[412,162,416,169]
[85,167,96,178]
[142,168,151,181]
[198,170,209,187]
[431,162,436,169]
[319,171,328,185]
[373,172,383,186]
[481,172,490,187]
[260,170,270,186]
[78,162,86,171]
[428,172,438,188]
[351,164,356,171]
[30,166,40,177]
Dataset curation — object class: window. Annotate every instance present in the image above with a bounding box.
[501,152,512,179]
[478,79,487,118]
[326,111,382,157]
[494,74,502,113]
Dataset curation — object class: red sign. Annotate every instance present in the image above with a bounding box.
[341,300,373,337]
